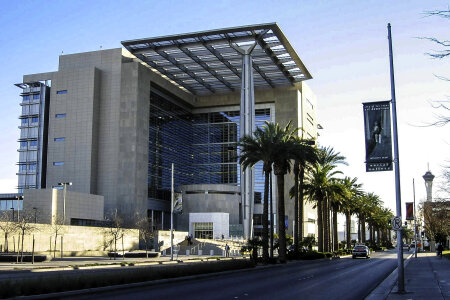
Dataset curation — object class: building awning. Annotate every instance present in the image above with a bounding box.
[121,23,312,96]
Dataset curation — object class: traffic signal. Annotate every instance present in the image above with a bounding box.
[421,231,424,238]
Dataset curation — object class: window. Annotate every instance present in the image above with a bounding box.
[31,117,38,123]
[19,165,27,171]
[32,94,40,100]
[53,162,64,166]
[54,137,65,142]
[21,118,28,125]
[30,141,38,147]
[56,90,67,94]
[193,222,213,239]
[19,141,27,148]
[23,95,30,100]
[29,164,36,170]
[55,113,66,118]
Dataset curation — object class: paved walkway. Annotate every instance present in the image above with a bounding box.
[367,252,450,300]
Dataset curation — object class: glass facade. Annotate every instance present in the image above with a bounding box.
[148,89,272,207]
[17,82,50,193]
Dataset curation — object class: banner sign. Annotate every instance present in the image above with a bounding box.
[363,101,393,172]
[405,202,414,220]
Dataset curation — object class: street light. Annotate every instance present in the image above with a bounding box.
[57,182,72,224]
[15,196,20,221]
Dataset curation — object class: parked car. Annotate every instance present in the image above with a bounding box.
[402,244,410,251]
[352,245,370,259]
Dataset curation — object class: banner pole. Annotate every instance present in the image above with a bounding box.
[413,179,417,258]
[388,23,405,293]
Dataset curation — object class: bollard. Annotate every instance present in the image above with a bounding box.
[198,249,202,256]
[162,250,166,256]
[186,250,190,256]
[210,249,214,256]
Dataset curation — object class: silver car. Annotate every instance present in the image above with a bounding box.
[352,245,370,259]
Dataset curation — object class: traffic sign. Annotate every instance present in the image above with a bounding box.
[391,216,402,230]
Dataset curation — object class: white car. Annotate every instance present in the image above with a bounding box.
[352,245,370,259]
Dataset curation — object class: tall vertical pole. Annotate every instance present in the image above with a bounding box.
[231,42,256,239]
[388,23,405,293]
[16,197,20,221]
[413,179,417,258]
[63,184,67,225]
[170,163,174,261]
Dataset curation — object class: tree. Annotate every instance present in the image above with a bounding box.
[420,200,450,244]
[0,211,17,253]
[239,121,280,264]
[135,215,154,258]
[51,215,65,258]
[304,147,346,252]
[340,177,363,249]
[290,136,318,253]
[271,122,299,263]
[15,211,36,262]
[420,8,449,126]
[104,209,126,260]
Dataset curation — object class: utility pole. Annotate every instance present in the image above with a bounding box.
[388,23,405,293]
[413,179,417,258]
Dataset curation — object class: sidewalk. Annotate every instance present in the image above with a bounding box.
[367,252,450,299]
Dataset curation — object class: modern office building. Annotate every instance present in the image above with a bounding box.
[1,23,319,239]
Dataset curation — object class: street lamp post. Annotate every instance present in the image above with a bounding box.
[15,196,20,221]
[57,182,72,224]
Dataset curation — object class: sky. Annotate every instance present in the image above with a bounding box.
[0,0,448,217]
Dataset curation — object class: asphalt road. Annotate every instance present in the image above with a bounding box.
[67,250,400,300]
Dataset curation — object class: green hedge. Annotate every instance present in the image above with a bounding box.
[0,259,254,298]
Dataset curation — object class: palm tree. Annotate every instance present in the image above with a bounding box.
[341,177,363,249]
[307,147,347,252]
[240,122,280,264]
[290,136,318,253]
[271,122,298,263]
[304,163,342,252]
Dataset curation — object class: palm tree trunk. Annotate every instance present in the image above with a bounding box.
[333,208,338,251]
[317,199,323,252]
[346,212,351,249]
[269,173,274,258]
[322,199,329,252]
[357,217,361,243]
[262,168,270,263]
[276,173,287,263]
[299,164,305,245]
[293,162,299,252]
[362,216,366,243]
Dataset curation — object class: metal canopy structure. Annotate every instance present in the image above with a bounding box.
[122,23,312,96]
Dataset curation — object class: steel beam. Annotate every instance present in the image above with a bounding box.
[177,45,234,91]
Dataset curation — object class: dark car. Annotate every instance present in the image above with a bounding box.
[352,245,370,259]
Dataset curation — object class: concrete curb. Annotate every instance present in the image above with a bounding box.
[365,252,414,300]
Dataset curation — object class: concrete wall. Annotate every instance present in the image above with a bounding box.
[156,230,188,251]
[189,212,230,239]
[22,188,103,224]
[0,222,139,256]
[177,184,240,232]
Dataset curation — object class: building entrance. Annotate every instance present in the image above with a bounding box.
[193,222,213,239]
